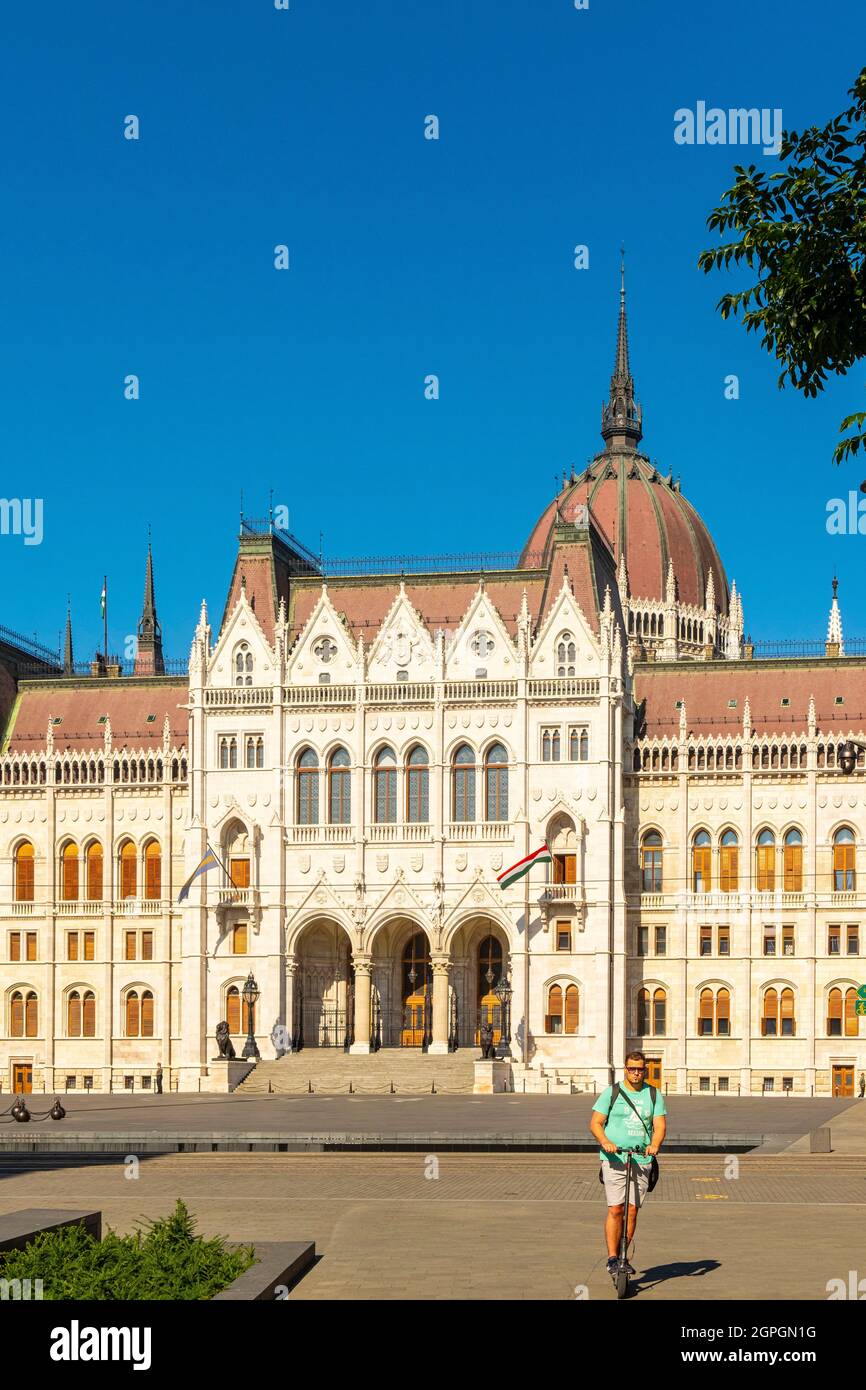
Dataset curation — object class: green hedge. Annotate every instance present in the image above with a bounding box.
[0,1200,256,1300]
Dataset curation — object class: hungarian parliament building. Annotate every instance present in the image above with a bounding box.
[0,283,863,1099]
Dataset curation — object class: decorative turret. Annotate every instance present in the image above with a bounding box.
[133,535,165,676]
[600,253,643,449]
[825,576,844,657]
[63,600,74,676]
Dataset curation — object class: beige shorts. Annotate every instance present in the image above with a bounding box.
[601,1156,651,1209]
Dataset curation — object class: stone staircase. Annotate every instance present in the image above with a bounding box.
[236,1048,478,1096]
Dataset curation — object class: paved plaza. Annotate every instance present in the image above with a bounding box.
[0,1149,863,1300]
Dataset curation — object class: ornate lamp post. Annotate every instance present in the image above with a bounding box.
[494,973,513,1058]
[241,973,261,1061]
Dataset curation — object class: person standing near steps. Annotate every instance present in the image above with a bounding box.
[589,1050,667,1278]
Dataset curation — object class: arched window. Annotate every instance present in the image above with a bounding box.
[698,988,714,1036]
[226,826,251,892]
[406,746,429,824]
[297,748,319,825]
[119,841,137,899]
[485,743,508,822]
[564,984,579,1035]
[68,990,81,1037]
[845,986,858,1037]
[546,984,563,1033]
[756,829,776,892]
[780,987,795,1036]
[762,987,778,1036]
[720,830,739,893]
[452,744,476,822]
[653,987,666,1035]
[125,989,154,1038]
[692,831,711,893]
[716,988,730,1036]
[14,842,34,902]
[827,987,855,1037]
[234,643,254,687]
[569,728,579,761]
[246,737,256,770]
[833,827,855,890]
[542,730,552,762]
[328,747,351,824]
[144,841,161,900]
[551,730,561,762]
[11,989,38,1038]
[226,983,255,1035]
[86,842,103,901]
[83,989,96,1037]
[556,633,576,677]
[641,831,663,893]
[219,738,229,770]
[256,737,264,769]
[637,988,650,1034]
[62,842,79,901]
[229,738,238,770]
[579,729,589,761]
[373,747,397,824]
[783,829,803,892]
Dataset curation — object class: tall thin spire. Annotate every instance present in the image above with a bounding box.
[826,574,844,656]
[134,531,165,676]
[601,249,643,449]
[63,597,74,676]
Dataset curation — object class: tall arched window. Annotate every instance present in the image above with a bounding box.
[564,984,579,1035]
[219,738,230,770]
[652,987,666,1035]
[119,840,137,899]
[780,987,795,1036]
[86,842,103,901]
[692,831,711,893]
[62,842,79,901]
[245,737,256,769]
[452,744,476,822]
[762,987,778,1035]
[756,829,775,891]
[125,988,154,1038]
[637,987,650,1034]
[328,747,351,824]
[698,988,714,1036]
[698,987,730,1036]
[556,633,576,677]
[641,831,663,892]
[228,738,238,770]
[579,728,589,761]
[406,746,429,824]
[14,842,34,901]
[144,840,161,900]
[373,747,397,824]
[827,987,857,1037]
[68,989,94,1037]
[11,989,38,1038]
[546,984,563,1033]
[226,984,241,1035]
[297,748,319,825]
[833,826,855,890]
[720,830,739,893]
[716,987,730,1036]
[485,743,508,822]
[783,829,803,892]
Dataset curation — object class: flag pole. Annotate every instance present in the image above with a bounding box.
[103,575,108,665]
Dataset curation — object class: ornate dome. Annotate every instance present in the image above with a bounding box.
[521,263,731,623]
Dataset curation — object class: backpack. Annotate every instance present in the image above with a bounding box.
[597,1082,661,1191]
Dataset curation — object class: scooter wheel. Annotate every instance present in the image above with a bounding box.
[616,1268,629,1299]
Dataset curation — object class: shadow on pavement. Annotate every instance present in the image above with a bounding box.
[630,1258,720,1295]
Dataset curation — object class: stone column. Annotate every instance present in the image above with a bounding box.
[429,954,451,1055]
[285,953,298,1051]
[350,956,372,1053]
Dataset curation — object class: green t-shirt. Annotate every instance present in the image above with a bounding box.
[593,1083,666,1165]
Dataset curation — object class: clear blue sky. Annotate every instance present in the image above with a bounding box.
[0,0,862,662]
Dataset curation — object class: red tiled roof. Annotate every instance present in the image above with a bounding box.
[636,661,866,738]
[3,680,189,754]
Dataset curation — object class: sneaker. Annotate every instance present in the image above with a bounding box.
[624,1260,636,1275]
[607,1256,618,1275]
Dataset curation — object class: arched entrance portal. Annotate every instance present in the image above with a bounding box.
[476,934,503,1045]
[293,920,354,1049]
[400,931,432,1047]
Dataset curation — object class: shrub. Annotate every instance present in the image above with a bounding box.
[0,1200,256,1300]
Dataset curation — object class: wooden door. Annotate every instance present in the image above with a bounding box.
[12,1063,32,1094]
[645,1058,662,1090]
[832,1064,854,1097]
[553,854,576,884]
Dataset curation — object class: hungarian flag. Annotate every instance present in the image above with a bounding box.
[100,579,106,619]
[498,844,552,890]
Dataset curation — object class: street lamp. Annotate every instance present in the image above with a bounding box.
[494,973,513,1057]
[839,740,866,776]
[241,973,261,1061]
